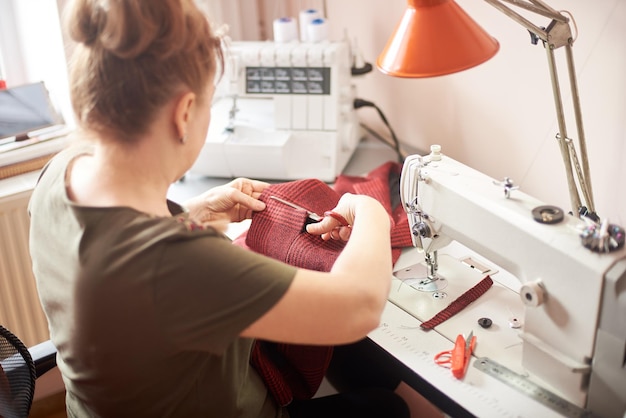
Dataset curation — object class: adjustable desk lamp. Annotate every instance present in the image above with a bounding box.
[378,0,595,221]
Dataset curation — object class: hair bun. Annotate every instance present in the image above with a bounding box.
[68,0,188,59]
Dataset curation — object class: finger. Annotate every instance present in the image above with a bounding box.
[337,226,352,241]
[305,217,337,235]
[323,211,349,227]
[250,179,271,191]
[231,190,266,212]
[236,178,271,193]
[320,233,332,241]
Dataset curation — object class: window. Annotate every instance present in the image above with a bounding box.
[0,0,73,127]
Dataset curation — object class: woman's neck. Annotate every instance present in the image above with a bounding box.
[67,135,178,217]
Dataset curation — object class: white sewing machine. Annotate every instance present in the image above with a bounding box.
[388,147,626,417]
[189,40,362,181]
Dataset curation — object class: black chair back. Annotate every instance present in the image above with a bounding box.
[0,324,36,418]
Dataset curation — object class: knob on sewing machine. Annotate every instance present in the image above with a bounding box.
[493,177,519,199]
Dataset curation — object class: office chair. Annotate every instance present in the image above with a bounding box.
[0,325,57,418]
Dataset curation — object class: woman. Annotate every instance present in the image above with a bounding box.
[28,0,408,417]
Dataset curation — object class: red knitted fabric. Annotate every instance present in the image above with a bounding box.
[249,341,334,407]
[334,161,412,252]
[233,161,413,261]
[244,179,347,271]
[234,161,413,406]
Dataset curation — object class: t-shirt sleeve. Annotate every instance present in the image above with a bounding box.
[153,233,296,354]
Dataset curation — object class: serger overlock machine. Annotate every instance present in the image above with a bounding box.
[189,37,362,181]
[391,146,625,417]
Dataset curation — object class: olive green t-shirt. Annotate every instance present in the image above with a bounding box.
[28,144,296,417]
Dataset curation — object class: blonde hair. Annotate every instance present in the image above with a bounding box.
[66,0,223,140]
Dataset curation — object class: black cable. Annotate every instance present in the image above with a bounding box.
[359,123,399,158]
[351,62,373,76]
[353,98,404,163]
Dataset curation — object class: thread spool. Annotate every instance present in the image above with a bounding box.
[273,17,298,43]
[307,18,329,43]
[299,9,321,42]
[520,280,546,307]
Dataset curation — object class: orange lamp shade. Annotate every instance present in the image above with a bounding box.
[377,0,500,78]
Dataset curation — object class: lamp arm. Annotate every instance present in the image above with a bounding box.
[502,0,566,22]
[563,45,594,214]
[485,0,565,43]
[483,0,596,217]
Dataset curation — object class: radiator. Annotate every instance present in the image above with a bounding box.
[0,190,50,347]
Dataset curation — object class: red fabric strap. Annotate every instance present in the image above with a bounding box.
[420,276,494,330]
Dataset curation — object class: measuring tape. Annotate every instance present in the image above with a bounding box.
[473,357,596,418]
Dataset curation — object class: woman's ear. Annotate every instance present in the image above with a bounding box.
[173,91,196,142]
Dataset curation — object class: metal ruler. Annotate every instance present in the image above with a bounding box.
[474,357,596,418]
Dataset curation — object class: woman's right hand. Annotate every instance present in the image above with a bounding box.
[305,193,381,241]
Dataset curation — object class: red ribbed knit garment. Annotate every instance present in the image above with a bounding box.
[233,161,413,406]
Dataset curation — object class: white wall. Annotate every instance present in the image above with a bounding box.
[197,0,263,41]
[324,0,625,225]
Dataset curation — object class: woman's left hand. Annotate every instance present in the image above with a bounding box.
[183,178,270,224]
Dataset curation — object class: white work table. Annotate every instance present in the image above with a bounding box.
[369,302,565,418]
[369,245,569,418]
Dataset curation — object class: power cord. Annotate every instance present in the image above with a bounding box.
[351,62,373,76]
[353,98,404,163]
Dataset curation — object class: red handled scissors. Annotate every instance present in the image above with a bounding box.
[269,196,349,226]
[434,331,476,379]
